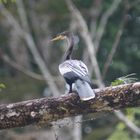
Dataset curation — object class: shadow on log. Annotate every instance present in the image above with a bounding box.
[0,82,140,130]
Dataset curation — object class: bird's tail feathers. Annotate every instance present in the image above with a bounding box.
[75,79,95,101]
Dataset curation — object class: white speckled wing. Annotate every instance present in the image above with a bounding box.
[59,60,89,77]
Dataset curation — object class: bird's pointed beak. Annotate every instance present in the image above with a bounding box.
[51,35,66,42]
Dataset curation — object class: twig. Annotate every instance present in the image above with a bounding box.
[102,1,140,135]
[102,13,127,79]
[15,0,60,96]
[0,3,60,96]
[73,116,82,140]
[114,110,140,135]
[102,0,140,79]
[52,126,59,140]
[94,0,122,53]
[2,54,63,83]
[65,0,140,136]
[2,54,45,81]
[16,0,30,32]
[89,0,102,39]
[66,0,104,88]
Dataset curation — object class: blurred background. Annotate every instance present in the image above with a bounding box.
[0,0,140,140]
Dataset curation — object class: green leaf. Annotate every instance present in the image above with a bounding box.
[111,73,137,86]
[117,122,125,130]
[0,83,6,89]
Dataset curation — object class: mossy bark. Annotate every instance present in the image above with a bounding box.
[0,82,140,130]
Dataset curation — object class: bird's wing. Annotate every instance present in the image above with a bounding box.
[73,60,89,74]
[65,60,89,76]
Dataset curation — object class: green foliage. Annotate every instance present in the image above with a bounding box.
[110,73,140,140]
[117,122,126,130]
[0,83,6,91]
[107,129,131,140]
[111,73,137,86]
[0,83,5,88]
[0,0,140,139]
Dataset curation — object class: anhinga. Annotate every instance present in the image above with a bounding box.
[51,31,95,101]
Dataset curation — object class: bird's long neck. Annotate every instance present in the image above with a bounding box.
[64,37,74,60]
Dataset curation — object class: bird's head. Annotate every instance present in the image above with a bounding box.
[51,31,79,60]
[51,31,79,45]
[51,31,71,41]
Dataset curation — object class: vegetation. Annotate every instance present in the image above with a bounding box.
[0,0,140,140]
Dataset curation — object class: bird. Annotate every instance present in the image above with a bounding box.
[51,31,95,101]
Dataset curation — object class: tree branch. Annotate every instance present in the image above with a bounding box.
[101,2,140,134]
[0,82,140,130]
[0,3,60,96]
[2,54,45,81]
[89,0,102,39]
[66,0,104,87]
[114,110,140,135]
[102,0,140,79]
[94,0,122,52]
[65,1,140,135]
[102,11,127,79]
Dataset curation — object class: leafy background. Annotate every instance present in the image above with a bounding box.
[0,0,140,140]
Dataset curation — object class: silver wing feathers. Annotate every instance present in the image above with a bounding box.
[59,60,89,77]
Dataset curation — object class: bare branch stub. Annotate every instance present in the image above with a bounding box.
[0,82,140,130]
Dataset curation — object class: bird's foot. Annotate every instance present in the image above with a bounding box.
[68,90,73,94]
